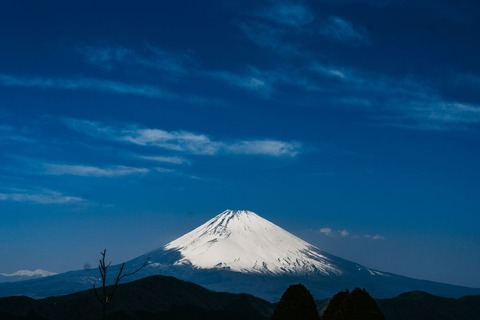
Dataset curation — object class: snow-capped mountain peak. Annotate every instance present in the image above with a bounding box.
[164,209,341,275]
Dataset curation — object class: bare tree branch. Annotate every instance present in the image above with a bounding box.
[92,249,150,320]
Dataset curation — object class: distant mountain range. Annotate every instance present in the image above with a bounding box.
[1,209,479,301]
[0,269,57,283]
[1,274,479,320]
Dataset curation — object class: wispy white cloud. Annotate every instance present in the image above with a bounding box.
[79,45,194,76]
[64,119,302,158]
[0,125,35,143]
[236,21,295,52]
[210,64,321,97]
[310,62,480,130]
[339,229,350,237]
[363,233,385,240]
[122,128,302,157]
[140,155,189,165]
[319,227,350,238]
[226,140,301,157]
[319,0,396,7]
[319,227,334,236]
[80,44,283,97]
[259,2,315,27]
[311,62,427,98]
[208,69,273,95]
[235,2,309,57]
[364,234,385,240]
[382,100,480,130]
[311,64,349,81]
[63,118,116,139]
[121,128,222,155]
[0,189,84,204]
[43,164,149,177]
[153,167,176,174]
[0,73,169,98]
[0,74,213,105]
[319,227,385,240]
[79,44,283,97]
[319,16,370,45]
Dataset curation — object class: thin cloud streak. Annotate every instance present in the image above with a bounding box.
[319,16,370,45]
[43,164,149,177]
[226,140,302,157]
[140,155,189,165]
[0,125,35,143]
[381,100,480,131]
[236,21,288,50]
[365,234,385,240]
[310,62,480,130]
[121,128,222,155]
[259,2,315,27]
[319,0,396,7]
[79,45,194,76]
[207,70,273,95]
[319,227,334,237]
[0,190,84,204]
[319,227,385,240]
[0,73,165,97]
[0,74,213,105]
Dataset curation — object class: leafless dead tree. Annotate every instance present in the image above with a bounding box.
[93,249,150,319]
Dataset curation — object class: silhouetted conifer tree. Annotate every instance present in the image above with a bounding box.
[321,287,385,320]
[271,283,320,320]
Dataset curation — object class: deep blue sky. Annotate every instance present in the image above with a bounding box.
[1,0,479,287]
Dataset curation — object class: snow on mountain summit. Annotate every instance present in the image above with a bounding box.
[164,209,341,275]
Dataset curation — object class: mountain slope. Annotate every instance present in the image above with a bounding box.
[1,209,479,301]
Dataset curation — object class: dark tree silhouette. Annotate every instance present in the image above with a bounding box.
[93,249,149,320]
[322,287,386,320]
[271,283,320,320]
[321,289,350,320]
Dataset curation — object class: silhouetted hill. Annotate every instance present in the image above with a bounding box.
[317,290,480,320]
[377,291,480,320]
[0,275,273,320]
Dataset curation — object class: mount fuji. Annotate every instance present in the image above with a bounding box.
[163,209,340,275]
[1,209,479,301]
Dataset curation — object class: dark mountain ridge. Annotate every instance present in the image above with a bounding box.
[1,274,480,320]
[0,275,273,320]
[0,275,480,320]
